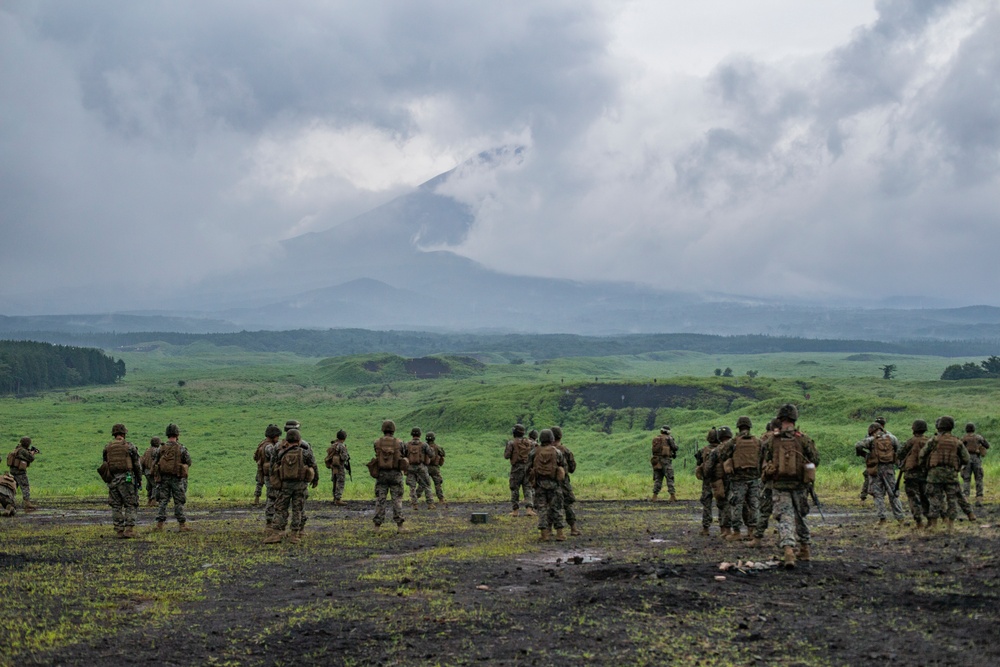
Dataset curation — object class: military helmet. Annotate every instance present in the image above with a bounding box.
[551,426,563,440]
[336,429,347,440]
[19,436,31,447]
[111,423,127,437]
[165,423,180,437]
[776,403,798,423]
[936,415,955,432]
[286,429,301,443]
[875,416,886,426]
[868,423,883,436]
[911,419,928,434]
[284,420,300,432]
[150,436,162,446]
[966,422,976,433]
[265,424,282,439]
[706,428,719,444]
[660,425,671,434]
[736,416,752,431]
[718,426,733,440]
[381,420,396,434]
[513,424,526,437]
[411,427,422,437]
[528,429,539,440]
[426,431,436,442]
[539,429,554,444]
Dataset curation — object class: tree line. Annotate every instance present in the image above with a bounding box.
[0,340,125,395]
[940,356,1000,380]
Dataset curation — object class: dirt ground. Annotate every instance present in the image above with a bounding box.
[2,497,998,666]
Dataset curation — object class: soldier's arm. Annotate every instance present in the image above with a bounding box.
[854,438,871,457]
[669,437,678,456]
[504,441,513,460]
[805,437,820,467]
[981,436,990,450]
[897,441,913,462]
[341,444,350,462]
[182,448,193,466]
[959,444,970,466]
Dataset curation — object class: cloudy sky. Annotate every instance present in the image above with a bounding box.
[2,0,998,313]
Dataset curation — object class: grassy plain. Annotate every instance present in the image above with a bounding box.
[1,342,998,504]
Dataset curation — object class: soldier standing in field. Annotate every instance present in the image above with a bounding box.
[761,404,820,569]
[265,429,318,544]
[696,428,727,536]
[753,419,780,545]
[371,420,407,532]
[551,426,579,536]
[528,429,567,542]
[102,423,143,538]
[919,416,976,530]
[961,423,990,505]
[425,432,446,507]
[897,419,931,530]
[720,417,762,546]
[650,425,678,502]
[404,427,435,510]
[325,429,351,506]
[505,424,536,517]
[855,423,905,524]
[6,437,39,512]
[153,423,193,533]
[254,424,283,530]
[140,437,161,506]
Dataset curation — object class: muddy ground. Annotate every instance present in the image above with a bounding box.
[2,497,998,666]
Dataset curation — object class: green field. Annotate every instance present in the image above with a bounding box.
[2,342,997,503]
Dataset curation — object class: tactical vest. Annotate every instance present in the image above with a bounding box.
[533,445,559,479]
[6,450,17,468]
[732,435,761,472]
[278,444,311,481]
[106,440,133,475]
[157,442,183,476]
[406,440,425,466]
[901,435,928,472]
[652,435,669,457]
[325,443,342,470]
[962,433,984,456]
[141,446,158,473]
[871,434,895,464]
[509,437,531,465]
[376,436,401,471]
[928,435,962,470]
[772,433,806,483]
[428,444,444,467]
[0,473,15,491]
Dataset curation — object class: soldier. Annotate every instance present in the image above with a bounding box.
[859,416,897,501]
[695,428,725,536]
[761,404,820,569]
[265,429,318,544]
[752,420,780,545]
[551,426,579,536]
[855,423,905,524]
[527,429,540,448]
[102,423,143,538]
[897,419,931,529]
[324,429,351,506]
[255,424,283,530]
[371,420,408,532]
[650,425,678,502]
[152,424,193,533]
[919,416,976,530]
[140,437,161,507]
[0,473,18,516]
[404,427,435,510]
[527,429,567,541]
[719,417,762,546]
[425,432,446,507]
[505,424,536,517]
[961,423,990,505]
[6,436,39,511]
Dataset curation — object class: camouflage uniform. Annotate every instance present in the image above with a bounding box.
[270,433,318,535]
[753,425,779,540]
[154,435,193,527]
[528,433,566,536]
[7,440,36,508]
[325,435,350,504]
[425,434,446,503]
[761,418,820,563]
[404,434,434,508]
[961,430,990,502]
[552,428,578,534]
[505,428,534,512]
[897,426,931,526]
[258,437,280,526]
[719,425,762,538]
[103,432,142,536]
[919,424,972,523]
[856,428,905,521]
[373,432,407,528]
[140,439,161,504]
[0,474,18,516]
[650,429,677,499]
[697,435,727,532]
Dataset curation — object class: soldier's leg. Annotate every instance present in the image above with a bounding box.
[13,471,30,502]
[700,483,713,529]
[509,469,521,511]
[124,483,139,528]
[725,482,743,530]
[522,476,534,509]
[772,491,799,549]
[273,489,291,531]
[665,463,676,496]
[373,481,388,526]
[174,478,188,524]
[961,464,972,498]
[791,490,812,546]
[291,489,306,532]
[925,483,944,520]
[390,477,405,525]
[406,471,418,504]
[869,473,888,520]
[550,489,566,530]
[972,456,985,499]
[746,480,761,531]
[755,486,773,538]
[652,468,664,496]
[904,479,925,522]
[265,480,277,525]
[333,472,345,502]
[254,471,264,501]
[109,486,125,530]
[534,487,550,530]
[955,484,974,518]
[156,479,170,523]
[716,496,728,528]
[860,469,869,500]
[429,467,444,501]
[418,467,433,505]
[944,483,961,521]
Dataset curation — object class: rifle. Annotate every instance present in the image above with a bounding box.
[893,468,904,495]
[345,459,352,482]
[881,467,901,503]
[807,483,826,523]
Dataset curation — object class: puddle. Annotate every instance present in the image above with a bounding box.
[518,550,605,566]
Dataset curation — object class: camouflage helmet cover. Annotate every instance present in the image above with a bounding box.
[736,416,752,431]
[868,423,883,436]
[718,426,733,440]
[165,423,180,437]
[538,428,554,444]
[911,419,928,434]
[381,420,396,434]
[111,423,127,437]
[286,429,301,443]
[551,426,563,440]
[426,431,435,442]
[411,427,422,437]
[336,429,347,440]
[966,422,976,433]
[776,403,798,422]
[706,428,719,444]
[265,424,282,439]
[936,415,955,432]
[513,424,526,437]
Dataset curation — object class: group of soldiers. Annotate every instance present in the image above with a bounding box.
[855,417,989,529]
[2,436,39,516]
[504,424,579,541]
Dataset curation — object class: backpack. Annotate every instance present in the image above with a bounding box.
[376,436,401,471]
[872,434,895,464]
[430,444,444,467]
[963,433,983,456]
[772,434,806,483]
[533,445,559,479]
[325,444,342,470]
[928,435,961,470]
[253,439,269,467]
[406,440,425,466]
[6,450,16,468]
[278,444,311,482]
[732,435,761,472]
[105,440,133,475]
[901,436,928,472]
[157,442,182,476]
[509,437,531,465]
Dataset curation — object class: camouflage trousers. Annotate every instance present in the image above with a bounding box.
[534,483,565,531]
[562,476,576,526]
[652,462,675,495]
[700,481,727,529]
[860,469,870,499]
[330,470,346,502]
[868,465,905,520]
[961,454,985,499]
[9,469,30,502]
[273,482,308,532]
[509,463,534,510]
[726,478,760,531]
[108,478,139,529]
[156,475,187,524]
[254,469,265,500]
[263,478,277,525]
[772,489,811,549]
[0,486,14,515]
[144,474,159,502]
[374,471,405,526]
[406,465,433,505]
[427,465,445,501]
[926,481,973,520]
[754,484,774,538]
[903,476,929,523]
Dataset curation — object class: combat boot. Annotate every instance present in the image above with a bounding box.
[396,523,408,533]
[926,517,937,530]
[411,500,419,511]
[115,528,126,539]
[700,526,710,536]
[147,498,156,507]
[152,521,165,532]
[525,508,537,517]
[426,502,436,510]
[968,512,977,522]
[288,530,301,545]
[252,496,260,506]
[178,522,193,533]
[797,544,811,562]
[945,518,955,532]
[123,527,137,539]
[24,501,38,512]
[782,546,797,569]
[569,523,581,536]
[746,536,761,548]
[334,499,346,506]
[725,529,742,542]
[539,528,551,542]
[509,509,520,517]
[668,493,677,502]
[913,518,923,530]
[720,526,731,539]
[439,499,448,508]
[555,528,566,541]
[263,529,285,544]
[650,493,659,502]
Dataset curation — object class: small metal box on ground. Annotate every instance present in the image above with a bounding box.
[470,512,489,524]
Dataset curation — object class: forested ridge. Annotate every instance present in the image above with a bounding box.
[0,340,125,395]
